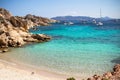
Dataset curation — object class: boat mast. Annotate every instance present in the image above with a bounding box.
[100,8,102,18]
[96,8,103,26]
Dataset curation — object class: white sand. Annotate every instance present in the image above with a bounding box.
[0,63,43,80]
[0,58,69,80]
[0,60,53,80]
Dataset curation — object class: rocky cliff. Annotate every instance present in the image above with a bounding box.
[0,8,55,52]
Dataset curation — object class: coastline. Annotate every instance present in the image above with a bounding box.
[0,48,103,80]
[0,55,70,80]
[0,54,120,80]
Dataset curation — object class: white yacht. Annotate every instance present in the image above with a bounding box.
[64,22,74,25]
[97,22,103,26]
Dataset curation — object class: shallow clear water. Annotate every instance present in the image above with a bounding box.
[4,24,120,78]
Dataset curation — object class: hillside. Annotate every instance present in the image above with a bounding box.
[52,16,120,25]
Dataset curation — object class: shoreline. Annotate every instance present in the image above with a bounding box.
[0,56,72,80]
[0,55,119,80]
[0,51,105,80]
[0,48,119,80]
[0,47,104,80]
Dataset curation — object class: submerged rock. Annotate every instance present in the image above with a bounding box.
[31,34,51,42]
[0,48,9,53]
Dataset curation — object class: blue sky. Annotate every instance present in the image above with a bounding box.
[0,0,120,18]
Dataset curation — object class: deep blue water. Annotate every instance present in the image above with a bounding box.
[4,24,120,78]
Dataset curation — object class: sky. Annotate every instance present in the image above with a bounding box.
[0,0,120,18]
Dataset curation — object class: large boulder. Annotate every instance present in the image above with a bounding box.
[0,33,8,47]
[0,16,11,28]
[7,30,25,47]
[9,16,34,30]
[0,8,12,19]
[31,34,51,42]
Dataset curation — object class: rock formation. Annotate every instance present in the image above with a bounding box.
[25,14,56,26]
[0,8,12,19]
[0,8,55,52]
[87,64,120,80]
[67,64,120,80]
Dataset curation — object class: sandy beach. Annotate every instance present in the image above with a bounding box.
[0,58,64,80]
[0,59,45,80]
[0,56,120,80]
[0,57,69,80]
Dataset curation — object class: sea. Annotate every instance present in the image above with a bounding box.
[2,24,120,79]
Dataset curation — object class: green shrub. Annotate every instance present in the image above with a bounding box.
[67,77,76,80]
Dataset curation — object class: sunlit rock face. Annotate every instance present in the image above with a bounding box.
[0,8,12,19]
[0,8,52,51]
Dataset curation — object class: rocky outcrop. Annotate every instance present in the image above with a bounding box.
[0,8,12,19]
[87,64,120,80]
[9,16,32,31]
[66,64,120,80]
[0,8,53,52]
[25,14,56,26]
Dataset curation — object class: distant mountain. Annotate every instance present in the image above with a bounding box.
[52,16,112,21]
[52,16,93,22]
[51,16,120,25]
[52,16,93,21]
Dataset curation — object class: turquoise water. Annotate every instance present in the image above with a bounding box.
[4,24,120,78]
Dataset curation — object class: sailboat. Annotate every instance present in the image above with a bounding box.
[64,22,74,25]
[97,9,103,26]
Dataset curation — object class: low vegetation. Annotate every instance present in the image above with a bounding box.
[67,77,76,80]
